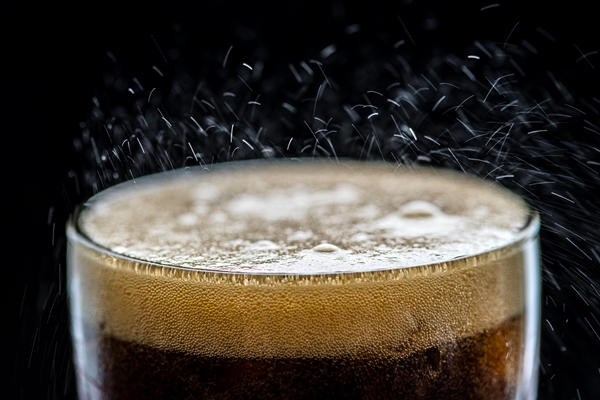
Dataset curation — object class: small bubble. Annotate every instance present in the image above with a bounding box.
[178,213,198,226]
[288,231,314,241]
[312,243,340,253]
[400,200,442,219]
[246,240,280,251]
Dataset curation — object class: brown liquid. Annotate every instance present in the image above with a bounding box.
[84,314,522,400]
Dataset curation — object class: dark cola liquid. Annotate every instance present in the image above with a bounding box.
[86,314,523,400]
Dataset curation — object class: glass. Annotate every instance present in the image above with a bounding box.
[67,161,540,399]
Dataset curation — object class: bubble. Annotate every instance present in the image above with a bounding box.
[400,200,442,219]
[312,243,341,253]
[178,213,198,226]
[288,231,314,241]
[245,240,280,251]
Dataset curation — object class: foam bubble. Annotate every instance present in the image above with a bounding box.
[288,230,314,241]
[400,200,441,218]
[245,240,280,251]
[312,243,341,252]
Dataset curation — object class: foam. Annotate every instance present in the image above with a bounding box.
[69,160,537,358]
[78,161,529,274]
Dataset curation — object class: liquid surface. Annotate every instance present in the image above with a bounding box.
[79,161,529,274]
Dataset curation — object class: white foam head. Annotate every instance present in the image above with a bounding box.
[79,161,530,274]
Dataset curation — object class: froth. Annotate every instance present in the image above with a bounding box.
[69,161,536,359]
[79,161,529,274]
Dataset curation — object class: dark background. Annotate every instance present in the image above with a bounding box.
[3,1,600,399]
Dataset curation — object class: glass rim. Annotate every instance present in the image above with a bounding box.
[67,162,541,278]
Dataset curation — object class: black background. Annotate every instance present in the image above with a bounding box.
[3,1,600,399]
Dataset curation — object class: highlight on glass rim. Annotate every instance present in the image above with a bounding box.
[67,160,541,399]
